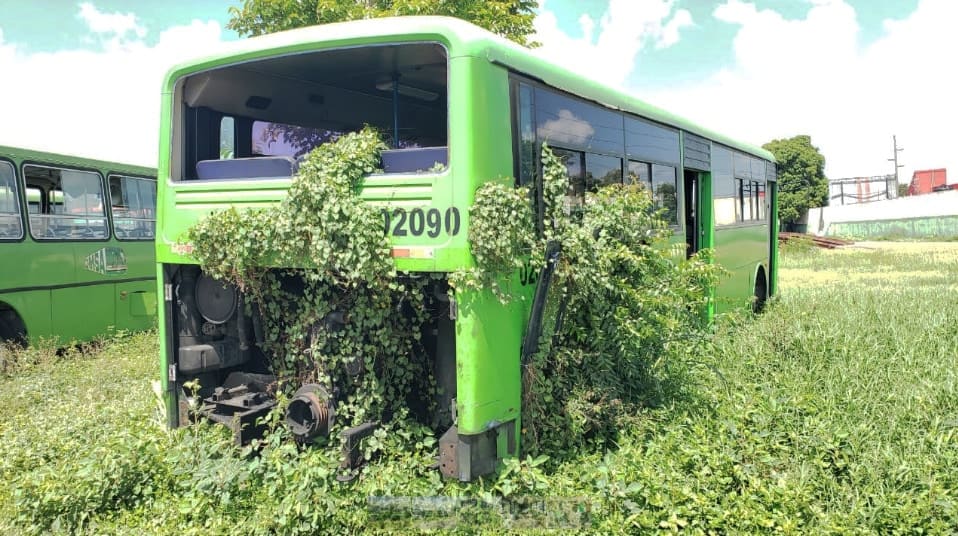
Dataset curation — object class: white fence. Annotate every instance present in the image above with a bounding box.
[806,189,958,238]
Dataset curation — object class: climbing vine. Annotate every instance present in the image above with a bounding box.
[187,128,437,456]
[187,129,719,465]
[459,143,721,455]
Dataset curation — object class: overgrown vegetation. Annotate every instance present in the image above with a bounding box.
[187,128,437,455]
[4,245,958,533]
[183,130,716,468]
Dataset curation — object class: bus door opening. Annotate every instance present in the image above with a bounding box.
[683,169,699,259]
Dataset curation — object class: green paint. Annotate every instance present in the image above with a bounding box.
[155,17,777,469]
[0,145,156,345]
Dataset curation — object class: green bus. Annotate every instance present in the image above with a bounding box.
[0,146,157,350]
[156,16,777,481]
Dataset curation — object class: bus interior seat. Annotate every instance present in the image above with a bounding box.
[195,156,297,180]
[381,147,448,173]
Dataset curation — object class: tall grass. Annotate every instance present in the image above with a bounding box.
[1,244,957,534]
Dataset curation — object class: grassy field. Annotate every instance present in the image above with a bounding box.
[2,242,957,534]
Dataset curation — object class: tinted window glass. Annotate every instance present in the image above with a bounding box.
[551,147,585,215]
[712,146,736,225]
[253,120,343,158]
[627,160,651,190]
[585,153,622,189]
[516,83,536,186]
[109,175,157,240]
[220,116,235,159]
[740,179,753,221]
[757,182,766,220]
[625,117,679,165]
[25,165,107,240]
[0,161,22,239]
[750,157,765,182]
[733,151,751,179]
[535,88,624,155]
[652,164,678,224]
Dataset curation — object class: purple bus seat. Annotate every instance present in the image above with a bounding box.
[381,147,448,173]
[195,156,297,179]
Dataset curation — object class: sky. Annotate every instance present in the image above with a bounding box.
[0,0,953,186]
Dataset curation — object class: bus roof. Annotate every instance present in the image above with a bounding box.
[162,16,775,163]
[0,145,156,176]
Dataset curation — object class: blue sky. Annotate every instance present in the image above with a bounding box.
[0,0,953,185]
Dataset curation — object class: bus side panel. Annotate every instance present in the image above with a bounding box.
[450,57,527,437]
[454,286,524,434]
[115,280,157,331]
[0,290,52,341]
[52,282,115,342]
[713,223,768,312]
[114,241,157,332]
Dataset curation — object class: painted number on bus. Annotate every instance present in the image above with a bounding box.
[383,207,461,238]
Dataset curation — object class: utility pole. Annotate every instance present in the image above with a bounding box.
[888,134,903,199]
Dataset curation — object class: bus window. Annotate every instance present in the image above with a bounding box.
[0,161,23,239]
[651,164,678,225]
[550,148,585,216]
[26,187,41,214]
[252,120,342,159]
[584,153,622,190]
[712,146,737,226]
[176,42,447,179]
[627,160,651,188]
[220,116,235,159]
[24,165,107,240]
[109,175,157,239]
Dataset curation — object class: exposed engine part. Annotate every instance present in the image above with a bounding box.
[199,372,278,445]
[286,383,335,443]
[337,421,379,482]
[201,322,224,337]
[194,272,238,324]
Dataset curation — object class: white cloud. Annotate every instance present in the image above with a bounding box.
[0,5,226,167]
[533,0,694,88]
[638,0,957,186]
[657,8,693,49]
[78,2,145,38]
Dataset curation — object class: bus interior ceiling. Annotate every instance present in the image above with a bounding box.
[178,42,448,170]
[168,264,456,448]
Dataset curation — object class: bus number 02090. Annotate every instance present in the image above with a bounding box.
[383,207,461,238]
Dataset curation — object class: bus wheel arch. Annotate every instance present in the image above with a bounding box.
[752,266,768,314]
[0,302,27,345]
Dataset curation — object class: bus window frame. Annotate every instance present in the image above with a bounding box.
[108,173,157,241]
[712,143,771,230]
[509,73,684,233]
[0,158,25,243]
[21,162,110,243]
[173,40,451,181]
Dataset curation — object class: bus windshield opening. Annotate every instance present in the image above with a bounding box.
[176,42,448,180]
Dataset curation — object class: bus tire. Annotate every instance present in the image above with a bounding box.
[0,306,26,346]
[752,268,768,314]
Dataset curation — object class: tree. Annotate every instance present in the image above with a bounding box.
[762,135,828,227]
[227,0,540,46]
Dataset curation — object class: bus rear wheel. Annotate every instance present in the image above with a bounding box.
[752,269,768,314]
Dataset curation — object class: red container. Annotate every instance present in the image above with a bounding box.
[908,168,947,195]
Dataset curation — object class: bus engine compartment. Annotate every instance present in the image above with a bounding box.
[163,264,459,478]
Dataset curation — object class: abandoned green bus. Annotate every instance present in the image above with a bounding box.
[156,16,777,481]
[0,146,157,349]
